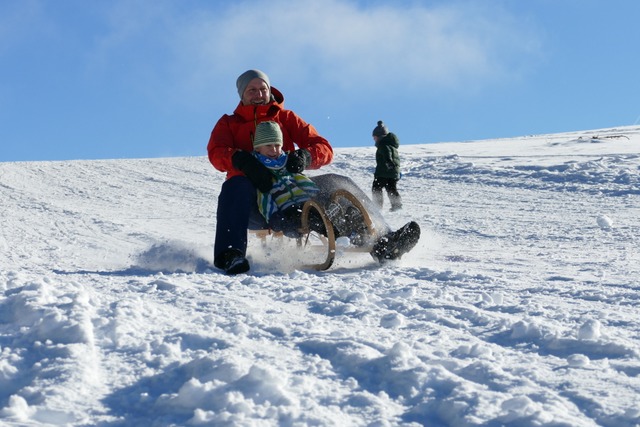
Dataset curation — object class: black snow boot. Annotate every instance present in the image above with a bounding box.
[371,221,420,263]
[215,249,250,275]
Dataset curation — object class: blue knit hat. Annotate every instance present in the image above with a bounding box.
[372,120,389,137]
[236,69,270,98]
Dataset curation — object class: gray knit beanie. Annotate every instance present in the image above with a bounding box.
[253,121,283,148]
[372,120,389,137]
[236,69,270,98]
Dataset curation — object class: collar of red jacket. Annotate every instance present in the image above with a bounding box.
[233,87,285,121]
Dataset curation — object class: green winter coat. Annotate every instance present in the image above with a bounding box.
[374,132,401,180]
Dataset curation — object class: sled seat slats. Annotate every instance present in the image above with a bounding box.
[250,229,285,241]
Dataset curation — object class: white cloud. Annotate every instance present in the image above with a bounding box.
[81,0,542,106]
[170,0,541,95]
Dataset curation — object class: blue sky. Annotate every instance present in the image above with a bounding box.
[1,0,639,162]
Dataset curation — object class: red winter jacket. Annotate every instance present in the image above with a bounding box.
[207,87,333,179]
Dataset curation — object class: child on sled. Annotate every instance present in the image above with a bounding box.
[251,121,420,263]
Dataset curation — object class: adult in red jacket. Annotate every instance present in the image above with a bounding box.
[207,69,334,274]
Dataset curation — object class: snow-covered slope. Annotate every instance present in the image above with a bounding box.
[1,126,639,426]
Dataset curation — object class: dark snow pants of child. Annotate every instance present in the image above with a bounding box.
[372,177,402,211]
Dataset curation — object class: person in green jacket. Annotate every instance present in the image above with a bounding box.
[371,120,402,211]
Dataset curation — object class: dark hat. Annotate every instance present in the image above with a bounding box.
[253,121,283,148]
[236,69,270,98]
[372,120,388,137]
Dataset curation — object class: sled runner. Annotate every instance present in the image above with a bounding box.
[299,189,378,270]
[252,189,379,271]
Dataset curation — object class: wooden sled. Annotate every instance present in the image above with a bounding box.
[252,189,378,271]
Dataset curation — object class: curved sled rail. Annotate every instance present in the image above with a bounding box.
[300,198,336,270]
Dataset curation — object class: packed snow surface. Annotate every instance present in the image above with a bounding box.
[1,126,639,426]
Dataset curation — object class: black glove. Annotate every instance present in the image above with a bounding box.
[231,151,273,193]
[286,149,312,174]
